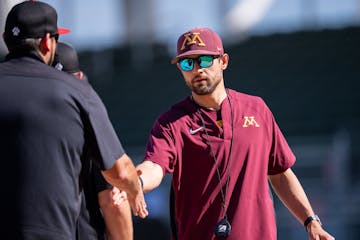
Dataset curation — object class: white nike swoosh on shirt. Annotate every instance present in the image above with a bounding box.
[189,126,204,135]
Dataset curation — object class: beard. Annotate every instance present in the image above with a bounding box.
[47,41,56,66]
[48,48,55,66]
[187,77,220,95]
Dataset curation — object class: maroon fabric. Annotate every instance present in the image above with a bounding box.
[143,89,296,240]
[171,28,224,63]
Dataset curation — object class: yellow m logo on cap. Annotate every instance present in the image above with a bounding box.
[180,32,206,50]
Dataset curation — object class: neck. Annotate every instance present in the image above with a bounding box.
[36,50,49,65]
[192,89,227,110]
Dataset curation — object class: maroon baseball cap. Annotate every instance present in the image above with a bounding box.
[4,0,70,40]
[171,27,224,64]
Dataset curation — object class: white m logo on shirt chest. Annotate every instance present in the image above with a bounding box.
[242,116,260,128]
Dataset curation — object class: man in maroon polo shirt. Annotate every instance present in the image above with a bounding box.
[136,27,335,240]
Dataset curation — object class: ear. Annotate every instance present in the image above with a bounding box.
[74,71,84,80]
[220,53,229,70]
[2,33,9,48]
[176,63,182,71]
[40,33,53,52]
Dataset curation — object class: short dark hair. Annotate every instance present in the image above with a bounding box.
[4,37,42,53]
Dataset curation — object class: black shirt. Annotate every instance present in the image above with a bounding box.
[78,155,112,240]
[0,52,124,239]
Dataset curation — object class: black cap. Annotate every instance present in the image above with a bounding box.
[53,42,80,73]
[4,0,70,40]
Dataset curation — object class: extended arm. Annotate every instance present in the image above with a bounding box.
[269,168,334,240]
[136,160,164,193]
[101,153,148,218]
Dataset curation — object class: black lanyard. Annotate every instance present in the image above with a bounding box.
[196,95,234,237]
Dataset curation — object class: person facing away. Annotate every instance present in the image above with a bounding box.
[135,27,335,240]
[53,41,134,240]
[0,1,147,239]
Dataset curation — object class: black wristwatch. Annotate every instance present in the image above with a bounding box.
[139,176,144,190]
[304,214,322,231]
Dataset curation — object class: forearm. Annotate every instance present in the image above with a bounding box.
[269,168,314,224]
[136,160,164,193]
[270,168,336,239]
[98,189,133,240]
[101,154,148,218]
[101,154,140,196]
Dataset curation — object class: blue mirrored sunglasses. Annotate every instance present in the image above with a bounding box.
[178,55,220,71]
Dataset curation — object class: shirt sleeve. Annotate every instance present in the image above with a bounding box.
[143,116,177,175]
[92,165,112,193]
[85,88,125,170]
[267,107,296,175]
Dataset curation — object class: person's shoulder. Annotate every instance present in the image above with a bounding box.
[34,61,96,102]
[228,89,266,106]
[46,64,94,93]
[1,54,95,101]
[44,64,92,92]
[227,88,274,119]
[156,97,195,124]
[2,54,75,82]
[171,97,193,111]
